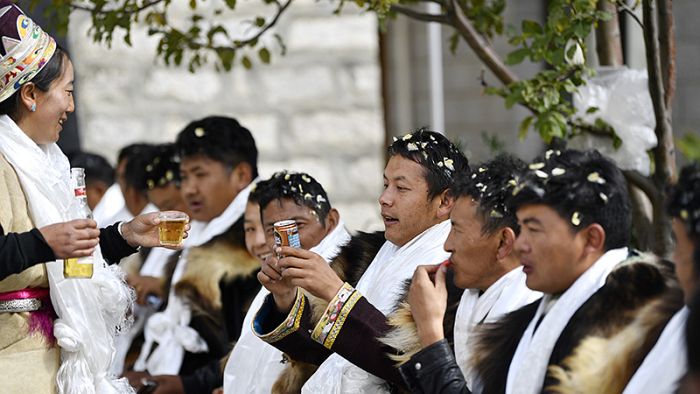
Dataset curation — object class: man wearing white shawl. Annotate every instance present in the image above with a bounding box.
[223,171,352,393]
[130,116,262,393]
[468,149,682,394]
[253,130,469,393]
[615,162,700,394]
[389,154,541,393]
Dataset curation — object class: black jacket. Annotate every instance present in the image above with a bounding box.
[0,222,138,280]
[400,339,471,394]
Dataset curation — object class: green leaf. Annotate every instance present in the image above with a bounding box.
[677,133,700,161]
[217,48,236,71]
[519,116,534,140]
[506,48,530,65]
[189,0,197,9]
[225,0,237,8]
[255,17,266,27]
[586,106,599,114]
[241,55,253,69]
[521,20,542,35]
[258,47,271,64]
[449,32,460,55]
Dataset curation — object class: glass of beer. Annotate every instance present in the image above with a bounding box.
[158,211,188,246]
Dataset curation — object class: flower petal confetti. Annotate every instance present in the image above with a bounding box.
[402,133,413,141]
[302,174,311,183]
[587,172,606,184]
[599,193,608,204]
[490,210,504,218]
[316,195,327,203]
[529,162,545,170]
[571,211,581,226]
[551,168,566,176]
[194,127,206,137]
[680,209,689,220]
[535,170,549,179]
[407,142,419,151]
[478,167,487,173]
[444,159,455,171]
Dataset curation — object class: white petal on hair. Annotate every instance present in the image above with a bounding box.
[407,142,419,151]
[529,162,545,170]
[587,172,606,184]
[571,211,582,226]
[535,170,549,179]
[551,168,566,176]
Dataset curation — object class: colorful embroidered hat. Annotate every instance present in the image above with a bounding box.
[0,1,57,103]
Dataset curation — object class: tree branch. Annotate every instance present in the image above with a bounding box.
[448,0,519,86]
[390,4,450,24]
[596,0,623,66]
[642,0,675,257]
[623,169,660,207]
[657,0,676,108]
[70,0,165,14]
[617,2,644,30]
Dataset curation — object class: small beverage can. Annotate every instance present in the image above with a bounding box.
[273,220,301,249]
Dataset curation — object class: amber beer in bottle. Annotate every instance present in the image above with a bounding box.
[63,168,94,278]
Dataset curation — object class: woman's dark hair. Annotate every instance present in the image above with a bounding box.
[0,45,69,118]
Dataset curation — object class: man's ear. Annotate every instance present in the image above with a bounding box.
[324,208,340,231]
[435,190,455,221]
[496,226,517,261]
[230,162,253,191]
[581,223,606,256]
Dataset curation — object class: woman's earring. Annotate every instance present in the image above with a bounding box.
[30,103,36,112]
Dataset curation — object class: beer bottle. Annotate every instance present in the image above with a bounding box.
[63,168,94,278]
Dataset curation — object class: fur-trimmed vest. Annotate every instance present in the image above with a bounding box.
[470,252,683,394]
[163,217,261,374]
[271,231,386,394]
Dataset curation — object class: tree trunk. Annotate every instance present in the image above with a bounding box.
[643,0,676,257]
[595,0,624,66]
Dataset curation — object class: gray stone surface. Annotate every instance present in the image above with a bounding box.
[67,2,384,232]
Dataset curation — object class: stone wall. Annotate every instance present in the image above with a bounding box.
[68,1,385,232]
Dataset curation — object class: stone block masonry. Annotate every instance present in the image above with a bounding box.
[68,1,385,232]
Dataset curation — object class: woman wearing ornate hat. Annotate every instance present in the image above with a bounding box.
[0,2,186,392]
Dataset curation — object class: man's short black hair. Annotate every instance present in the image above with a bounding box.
[387,128,469,200]
[668,162,700,279]
[117,143,153,166]
[251,171,332,225]
[450,154,525,236]
[67,152,115,187]
[509,149,631,250]
[175,115,258,178]
[136,143,181,192]
[123,144,155,194]
[668,162,700,240]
